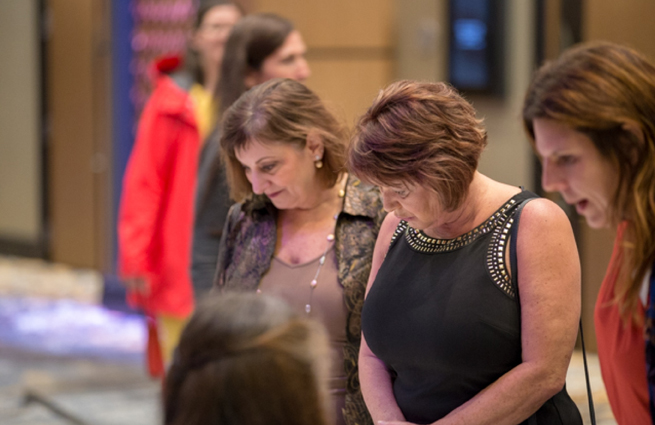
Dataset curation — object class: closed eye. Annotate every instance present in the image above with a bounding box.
[260,162,277,173]
[555,155,578,166]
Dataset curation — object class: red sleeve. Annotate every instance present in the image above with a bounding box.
[117,88,181,286]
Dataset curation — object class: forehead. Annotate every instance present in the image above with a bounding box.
[235,138,299,162]
[202,4,241,24]
[532,118,595,156]
[274,30,306,56]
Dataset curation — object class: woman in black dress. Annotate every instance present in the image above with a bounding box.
[348,80,582,424]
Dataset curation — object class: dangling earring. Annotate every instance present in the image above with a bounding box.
[315,155,323,169]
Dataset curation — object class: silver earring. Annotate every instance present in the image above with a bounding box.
[315,155,323,169]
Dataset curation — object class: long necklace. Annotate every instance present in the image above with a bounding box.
[305,178,347,314]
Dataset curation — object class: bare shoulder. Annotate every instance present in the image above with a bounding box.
[518,197,573,234]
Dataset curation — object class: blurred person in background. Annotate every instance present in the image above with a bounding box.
[118,0,242,373]
[192,13,311,297]
[164,292,333,425]
[215,78,383,425]
[523,41,655,425]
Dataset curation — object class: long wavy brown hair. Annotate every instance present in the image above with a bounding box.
[523,41,655,322]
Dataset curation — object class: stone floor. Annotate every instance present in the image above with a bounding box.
[0,255,616,424]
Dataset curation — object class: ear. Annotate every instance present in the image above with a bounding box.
[244,69,261,89]
[306,130,324,158]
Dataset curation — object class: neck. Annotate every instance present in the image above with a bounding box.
[279,174,347,226]
[423,172,489,239]
[202,61,220,95]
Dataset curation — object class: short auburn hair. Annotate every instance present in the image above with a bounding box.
[348,80,487,211]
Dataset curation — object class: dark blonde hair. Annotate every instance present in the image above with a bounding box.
[522,41,655,321]
[220,78,347,203]
[219,13,294,112]
[164,293,331,425]
[348,80,487,211]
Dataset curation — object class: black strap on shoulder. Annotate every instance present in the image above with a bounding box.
[509,198,596,424]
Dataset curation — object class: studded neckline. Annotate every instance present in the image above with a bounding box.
[396,197,520,254]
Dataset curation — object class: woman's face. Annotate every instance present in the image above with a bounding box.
[533,118,619,229]
[379,182,448,237]
[246,30,311,87]
[235,138,323,210]
[192,5,242,69]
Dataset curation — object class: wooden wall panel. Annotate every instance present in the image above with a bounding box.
[47,0,111,269]
[305,59,394,127]
[584,0,655,60]
[255,0,393,48]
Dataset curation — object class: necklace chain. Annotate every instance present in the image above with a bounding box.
[305,211,340,314]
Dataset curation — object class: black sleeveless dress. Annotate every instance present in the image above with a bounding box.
[361,191,582,424]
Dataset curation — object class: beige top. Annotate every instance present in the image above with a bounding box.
[259,246,347,422]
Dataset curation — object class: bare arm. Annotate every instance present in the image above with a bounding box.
[427,199,581,425]
[359,213,407,423]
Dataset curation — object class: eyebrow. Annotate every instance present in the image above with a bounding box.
[255,156,276,165]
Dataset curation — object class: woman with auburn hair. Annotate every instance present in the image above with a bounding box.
[214,78,384,425]
[192,12,311,297]
[164,292,332,425]
[523,41,655,424]
[350,80,582,424]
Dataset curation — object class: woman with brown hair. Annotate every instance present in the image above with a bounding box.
[349,80,582,424]
[523,41,655,424]
[192,13,311,297]
[214,78,384,425]
[164,292,332,425]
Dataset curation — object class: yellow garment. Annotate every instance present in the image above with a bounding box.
[189,83,218,142]
[158,313,189,364]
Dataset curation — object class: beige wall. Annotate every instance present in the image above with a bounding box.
[48,0,112,269]
[0,0,42,243]
[253,0,396,126]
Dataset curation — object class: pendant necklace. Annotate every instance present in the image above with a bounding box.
[305,180,346,314]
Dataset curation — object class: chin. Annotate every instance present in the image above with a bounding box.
[583,214,611,229]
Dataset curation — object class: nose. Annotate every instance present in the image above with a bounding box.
[296,58,311,81]
[380,189,398,213]
[249,172,267,195]
[541,159,566,193]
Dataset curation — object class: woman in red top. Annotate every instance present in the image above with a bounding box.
[118,0,241,367]
[522,41,655,424]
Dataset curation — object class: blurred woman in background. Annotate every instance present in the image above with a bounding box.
[192,13,311,297]
[118,0,242,371]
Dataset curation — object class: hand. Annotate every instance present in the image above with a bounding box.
[122,276,150,295]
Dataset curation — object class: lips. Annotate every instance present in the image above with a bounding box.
[266,190,283,198]
[575,199,589,214]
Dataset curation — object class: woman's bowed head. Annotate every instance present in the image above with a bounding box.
[164,293,332,425]
[221,78,346,206]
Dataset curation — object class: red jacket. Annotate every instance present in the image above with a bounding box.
[118,59,198,317]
